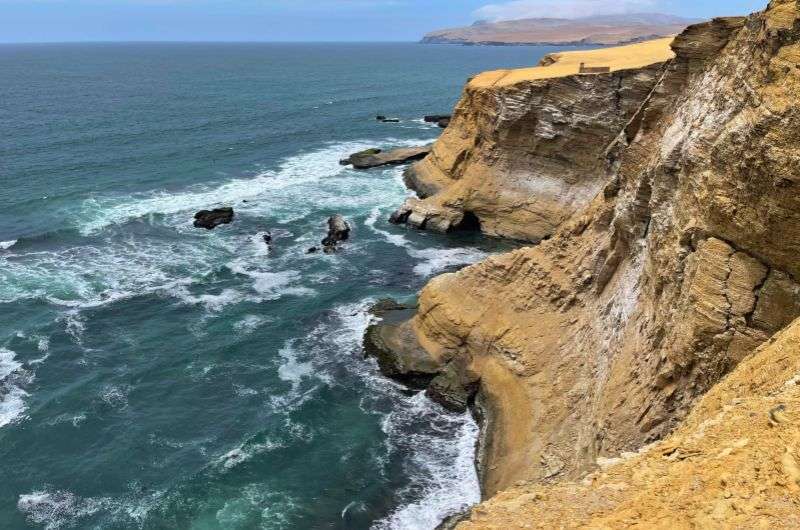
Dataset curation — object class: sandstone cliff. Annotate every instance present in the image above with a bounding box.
[458,317,800,528]
[377,0,800,524]
[392,38,675,241]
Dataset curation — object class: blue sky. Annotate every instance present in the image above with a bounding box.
[0,0,767,43]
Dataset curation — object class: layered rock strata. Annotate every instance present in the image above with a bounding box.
[457,317,800,528]
[371,1,800,524]
[392,39,675,240]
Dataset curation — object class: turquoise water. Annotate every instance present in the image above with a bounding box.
[0,43,553,529]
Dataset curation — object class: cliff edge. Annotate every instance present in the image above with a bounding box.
[377,0,800,525]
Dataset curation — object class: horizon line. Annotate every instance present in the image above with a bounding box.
[0,39,428,45]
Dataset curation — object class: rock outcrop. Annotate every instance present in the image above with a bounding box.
[193,207,234,230]
[321,214,351,252]
[342,145,432,170]
[374,1,800,524]
[392,38,675,240]
[364,300,481,411]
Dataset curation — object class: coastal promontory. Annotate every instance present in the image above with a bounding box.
[374,0,800,526]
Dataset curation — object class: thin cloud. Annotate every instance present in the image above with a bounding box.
[474,0,658,21]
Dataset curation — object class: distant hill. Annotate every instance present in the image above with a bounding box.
[421,13,701,46]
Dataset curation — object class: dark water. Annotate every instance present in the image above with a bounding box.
[0,42,554,530]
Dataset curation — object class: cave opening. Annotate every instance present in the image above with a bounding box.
[453,211,482,232]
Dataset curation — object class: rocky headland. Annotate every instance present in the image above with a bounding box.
[391,37,676,240]
[422,14,699,47]
[371,1,800,526]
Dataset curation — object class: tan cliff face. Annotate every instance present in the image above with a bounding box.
[394,39,675,241]
[457,317,800,529]
[401,0,800,516]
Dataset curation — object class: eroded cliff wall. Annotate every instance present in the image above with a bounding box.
[404,0,800,508]
[392,40,675,241]
[457,316,800,528]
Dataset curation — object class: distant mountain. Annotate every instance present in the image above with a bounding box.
[422,13,701,46]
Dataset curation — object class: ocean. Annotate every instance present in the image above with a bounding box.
[0,42,556,530]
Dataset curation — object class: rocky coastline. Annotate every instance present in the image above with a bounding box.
[366,1,800,527]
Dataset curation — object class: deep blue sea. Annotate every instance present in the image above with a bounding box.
[0,42,557,530]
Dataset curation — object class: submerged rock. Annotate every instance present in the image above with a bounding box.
[193,207,234,230]
[343,145,432,170]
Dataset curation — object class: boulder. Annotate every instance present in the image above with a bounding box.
[380,118,400,123]
[436,117,451,128]
[193,207,234,230]
[376,115,387,121]
[345,145,432,170]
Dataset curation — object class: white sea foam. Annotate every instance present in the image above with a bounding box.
[0,139,424,313]
[0,385,29,429]
[365,208,489,277]
[227,263,315,300]
[77,138,425,235]
[18,490,107,530]
[0,239,17,250]
[0,347,31,429]
[18,489,162,530]
[317,302,481,530]
[62,311,86,345]
[99,384,131,410]
[215,485,296,529]
[217,439,284,470]
[372,394,481,530]
[410,247,489,277]
[232,314,272,334]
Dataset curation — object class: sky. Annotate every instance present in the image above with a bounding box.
[0,0,768,43]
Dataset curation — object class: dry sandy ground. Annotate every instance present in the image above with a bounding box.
[470,37,675,87]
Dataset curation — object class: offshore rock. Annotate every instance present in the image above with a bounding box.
[321,214,351,250]
[340,148,381,165]
[193,207,234,230]
[344,145,432,169]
